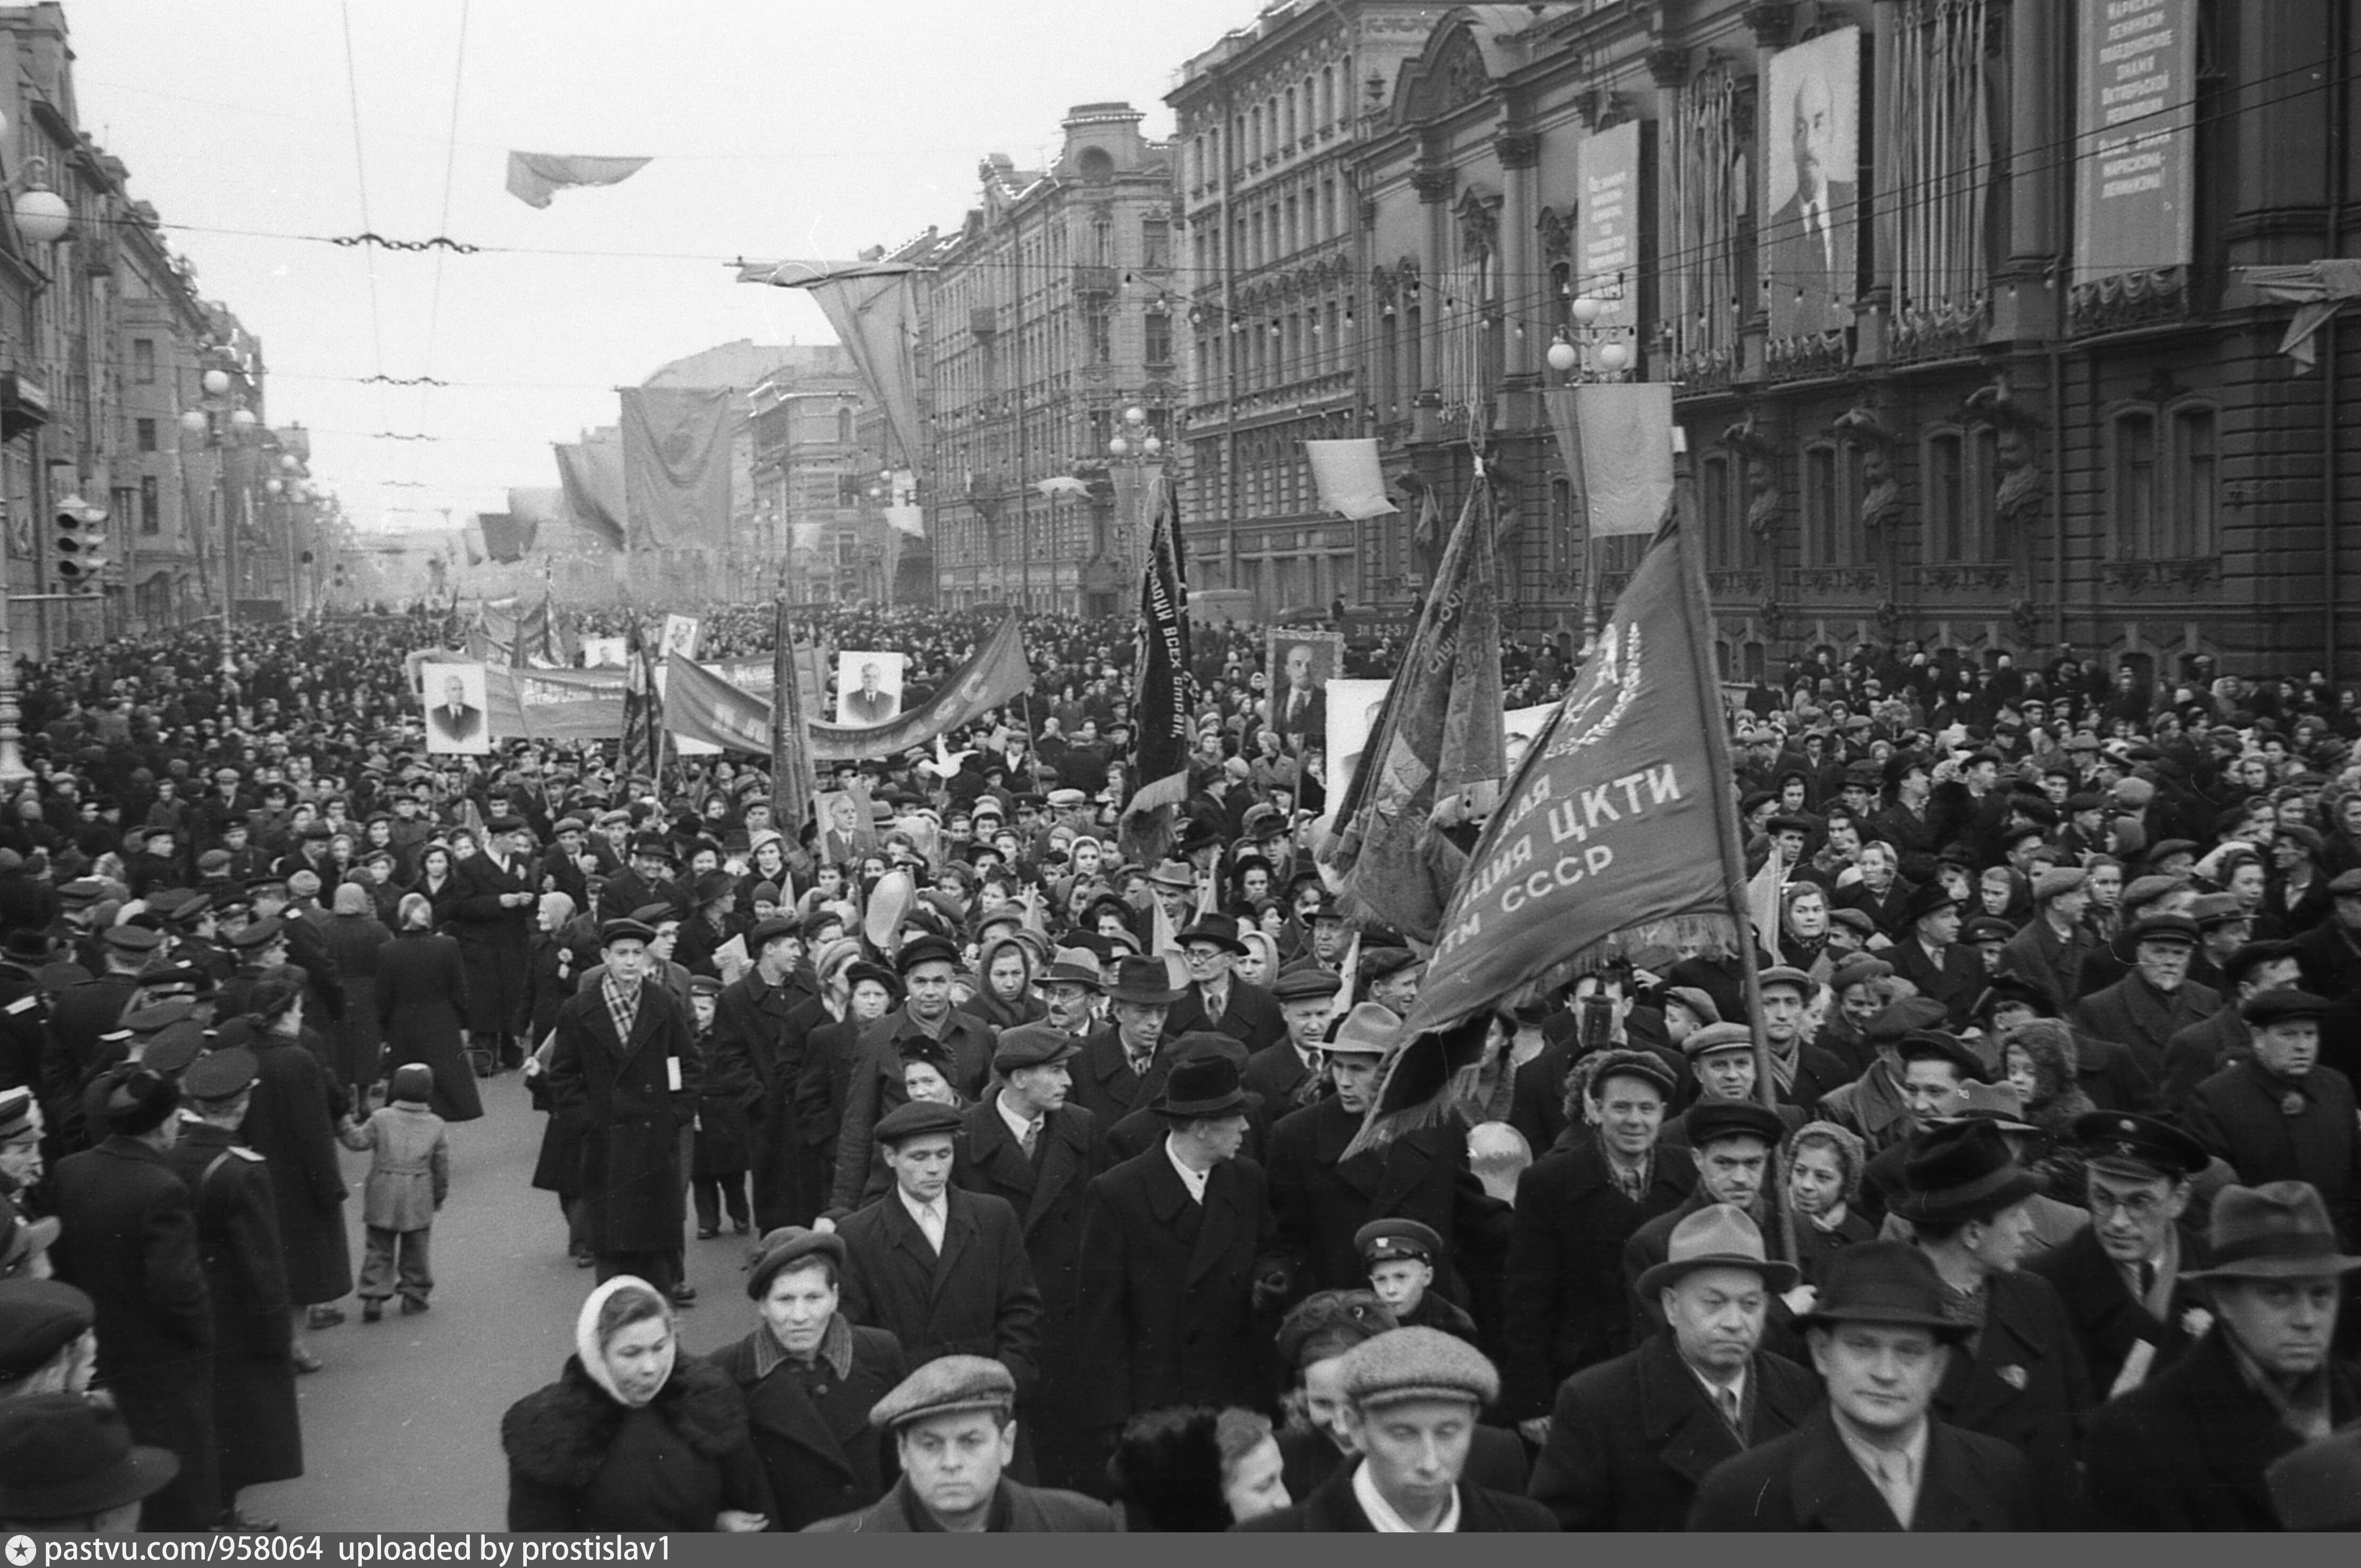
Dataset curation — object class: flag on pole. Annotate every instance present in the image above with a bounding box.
[620,388,734,551]
[741,260,929,471]
[771,599,816,835]
[1326,479,1505,943]
[506,152,651,209]
[1748,837,1787,967]
[1347,502,1733,1155]
[555,440,627,552]
[1118,474,1191,865]
[619,619,662,785]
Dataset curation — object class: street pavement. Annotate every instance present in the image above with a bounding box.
[243,1077,758,1534]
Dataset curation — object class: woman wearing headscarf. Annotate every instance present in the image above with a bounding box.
[322,878,393,1108]
[501,1276,772,1532]
[374,891,483,1125]
[1781,1119,1874,1287]
[965,935,1043,1032]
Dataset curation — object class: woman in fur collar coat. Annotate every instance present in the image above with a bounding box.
[502,1277,774,1532]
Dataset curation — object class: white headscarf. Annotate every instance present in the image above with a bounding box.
[575,1275,675,1409]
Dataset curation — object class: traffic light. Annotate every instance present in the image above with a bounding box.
[52,496,106,592]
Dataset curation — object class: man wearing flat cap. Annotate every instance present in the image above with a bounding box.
[713,1227,909,1530]
[2001,866,2101,1008]
[1250,966,1340,1111]
[1531,1205,1822,1530]
[47,1067,218,1530]
[804,1356,1118,1532]
[1236,1328,1555,1531]
[2074,911,2221,1084]
[1079,1053,1293,1425]
[711,912,831,1232]
[161,1046,301,1530]
[829,935,997,1213]
[2183,988,2360,1231]
[1266,1002,1504,1298]
[833,1098,1043,1466]
[952,1023,1106,1490]
[0,1277,95,1399]
[1502,1050,1695,1426]
[2028,1111,2216,1396]
[2159,939,2301,1106]
[2081,1180,2361,1529]
[1627,1100,1796,1325]
[450,814,539,1074]
[1689,1241,2036,1530]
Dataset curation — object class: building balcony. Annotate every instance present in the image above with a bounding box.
[1184,368,1356,428]
[1072,264,1117,296]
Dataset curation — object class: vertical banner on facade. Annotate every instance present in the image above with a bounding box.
[1763,25,1863,340]
[1576,119,1653,339]
[620,387,734,551]
[2073,0,2198,284]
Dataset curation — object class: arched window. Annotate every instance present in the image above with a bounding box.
[2170,403,2218,558]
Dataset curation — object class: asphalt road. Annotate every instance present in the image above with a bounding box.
[243,1077,759,1534]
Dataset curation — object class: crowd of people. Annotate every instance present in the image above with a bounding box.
[1,599,2359,1533]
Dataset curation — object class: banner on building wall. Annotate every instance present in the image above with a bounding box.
[1763,25,1863,341]
[2073,0,2198,284]
[1575,119,1652,340]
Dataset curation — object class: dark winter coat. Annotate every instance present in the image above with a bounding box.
[321,910,393,1091]
[1263,1093,1506,1297]
[239,1031,353,1303]
[1688,1405,2037,1531]
[448,847,535,1036]
[502,1354,772,1531]
[2182,1058,2361,1234]
[1233,1462,1557,1532]
[805,1475,1122,1532]
[2024,1219,2213,1395]
[163,1122,303,1494]
[709,1323,907,1531]
[711,968,833,1230]
[1925,1267,2095,1528]
[834,1184,1042,1398]
[545,978,703,1256]
[373,929,482,1123]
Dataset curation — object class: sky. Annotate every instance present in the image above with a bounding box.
[65,0,1269,534]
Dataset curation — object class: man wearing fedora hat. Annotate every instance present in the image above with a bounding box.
[710,1226,909,1530]
[1165,920,1286,1053]
[1502,1050,1696,1427]
[952,1024,1106,1490]
[0,1391,180,1533]
[1064,953,1185,1132]
[1890,884,1984,1028]
[2028,1111,2216,1396]
[2183,989,2360,1236]
[2082,1180,2361,1530]
[2074,911,2222,1084]
[1689,1240,2036,1530]
[1265,1002,1504,1298]
[1887,1118,2093,1526]
[1531,1205,1822,1531]
[1078,1052,1293,1425]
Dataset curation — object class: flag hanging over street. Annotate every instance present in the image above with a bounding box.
[619,619,662,784]
[478,512,533,563]
[1326,479,1505,943]
[554,440,627,551]
[1546,383,1678,537]
[742,260,929,473]
[771,600,816,833]
[1119,475,1191,858]
[1304,438,1398,520]
[620,387,734,551]
[506,152,651,208]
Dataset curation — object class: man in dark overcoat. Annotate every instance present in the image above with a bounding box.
[1530,1206,1822,1531]
[47,1067,218,1531]
[448,815,538,1073]
[2182,989,2360,1235]
[711,1227,907,1531]
[710,915,831,1230]
[2074,912,2221,1083]
[1162,922,1286,1052]
[1076,1053,1291,1426]
[1500,1050,1695,1426]
[544,917,702,1301]
[2081,1181,2361,1529]
[1062,955,1181,1131]
[1263,1003,1504,1297]
[163,1046,301,1530]
[951,1023,1104,1490]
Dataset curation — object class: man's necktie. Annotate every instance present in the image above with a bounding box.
[1716,1385,1741,1436]
[2137,1260,2157,1300]
[1020,1118,1041,1158]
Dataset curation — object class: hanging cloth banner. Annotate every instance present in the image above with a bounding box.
[1304,439,1399,521]
[620,388,734,551]
[742,260,929,472]
[1546,383,1678,537]
[506,152,651,209]
[554,440,627,551]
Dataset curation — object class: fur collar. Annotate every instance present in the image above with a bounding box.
[501,1354,748,1489]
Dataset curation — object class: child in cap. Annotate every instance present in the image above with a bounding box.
[338,1063,450,1322]
[1355,1219,1480,1345]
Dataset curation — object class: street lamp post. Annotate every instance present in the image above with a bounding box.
[1547,294,1634,640]
[0,148,72,788]
[1105,403,1164,607]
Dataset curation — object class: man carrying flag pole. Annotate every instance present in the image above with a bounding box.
[769,598,816,844]
[619,612,663,792]
[1119,471,1190,867]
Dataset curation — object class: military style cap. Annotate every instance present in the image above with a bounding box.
[57,878,107,906]
[872,1099,963,1148]
[100,925,162,955]
[139,1022,209,1080]
[868,1354,1015,1432]
[224,916,285,952]
[2071,1111,2209,1180]
[0,1086,37,1142]
[0,1279,95,1382]
[1355,1218,1444,1270]
[180,1046,258,1101]
[2241,988,2332,1026]
[992,1023,1079,1075]
[1338,1326,1501,1411]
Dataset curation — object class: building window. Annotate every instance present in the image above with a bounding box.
[140,475,160,535]
[2109,410,2157,560]
[2172,404,2218,558]
[135,417,157,453]
[836,408,853,444]
[1802,442,1841,567]
[1321,66,1336,127]
[1142,219,1169,269]
[1145,311,1172,366]
[1701,452,1736,567]
[1088,305,1112,365]
[1283,87,1296,146]
[132,339,155,384]
[1925,430,1968,564]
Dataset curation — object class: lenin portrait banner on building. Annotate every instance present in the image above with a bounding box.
[2073,0,2198,284]
[1763,26,1863,342]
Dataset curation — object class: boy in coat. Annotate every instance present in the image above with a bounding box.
[338,1063,450,1320]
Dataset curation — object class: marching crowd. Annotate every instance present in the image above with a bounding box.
[0,604,2358,1533]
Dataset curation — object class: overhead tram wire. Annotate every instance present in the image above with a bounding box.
[335,0,392,439]
[414,0,473,490]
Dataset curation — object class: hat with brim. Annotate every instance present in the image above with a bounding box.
[1107,956,1184,1006]
[1177,921,1246,958]
[2183,1180,2361,1282]
[1795,1240,1971,1342]
[1938,1080,2040,1134]
[744,1226,847,1300]
[0,1392,178,1520]
[1318,1001,1403,1057]
[1903,884,1959,926]
[1152,1053,1252,1119]
[1885,1119,2044,1227]
[1635,1202,1800,1299]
